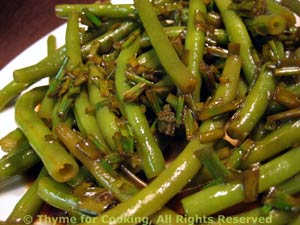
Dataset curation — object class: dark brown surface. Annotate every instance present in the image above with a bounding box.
[0,0,95,69]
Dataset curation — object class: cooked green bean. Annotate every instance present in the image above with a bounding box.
[184,0,206,101]
[115,37,165,178]
[6,168,47,224]
[80,139,204,225]
[199,43,241,140]
[56,123,139,201]
[140,26,186,48]
[0,81,31,111]
[56,124,189,225]
[277,172,300,195]
[206,207,293,225]
[51,100,73,132]
[227,63,276,141]
[134,0,197,93]
[74,88,111,154]
[13,21,136,84]
[0,147,40,184]
[47,35,57,56]
[66,11,82,70]
[266,0,296,26]
[212,43,241,103]
[215,0,257,84]
[182,146,300,217]
[13,46,66,83]
[0,128,28,153]
[67,166,94,188]
[208,171,300,225]
[37,176,100,216]
[87,64,120,152]
[55,4,136,19]
[242,120,300,167]
[244,14,287,36]
[82,20,139,56]
[15,87,79,182]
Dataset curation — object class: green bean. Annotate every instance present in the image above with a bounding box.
[244,14,287,36]
[88,64,120,152]
[184,0,206,101]
[137,49,161,69]
[196,146,232,181]
[250,121,269,141]
[38,51,61,126]
[55,123,139,202]
[7,168,47,224]
[82,8,102,27]
[206,207,293,225]
[74,88,111,154]
[134,0,197,93]
[67,166,93,188]
[211,174,300,225]
[204,174,300,225]
[82,20,139,56]
[199,128,225,143]
[213,29,229,46]
[38,95,55,127]
[198,43,241,140]
[277,172,300,195]
[182,146,300,217]
[47,35,57,56]
[55,4,136,19]
[56,124,189,225]
[37,176,99,216]
[115,37,165,178]
[51,100,73,132]
[13,46,66,83]
[226,63,276,141]
[66,12,82,70]
[0,128,28,153]
[140,26,186,48]
[214,0,257,84]
[266,0,296,27]
[0,147,40,184]
[13,21,135,84]
[56,86,80,120]
[206,11,223,28]
[15,87,79,182]
[80,139,204,225]
[0,81,31,111]
[212,44,241,103]
[242,120,300,167]
[236,77,248,99]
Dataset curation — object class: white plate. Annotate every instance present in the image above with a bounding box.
[0,0,132,222]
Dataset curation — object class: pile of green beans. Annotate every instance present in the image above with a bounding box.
[1,0,300,224]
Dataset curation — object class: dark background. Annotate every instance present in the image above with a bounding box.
[0,0,95,69]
